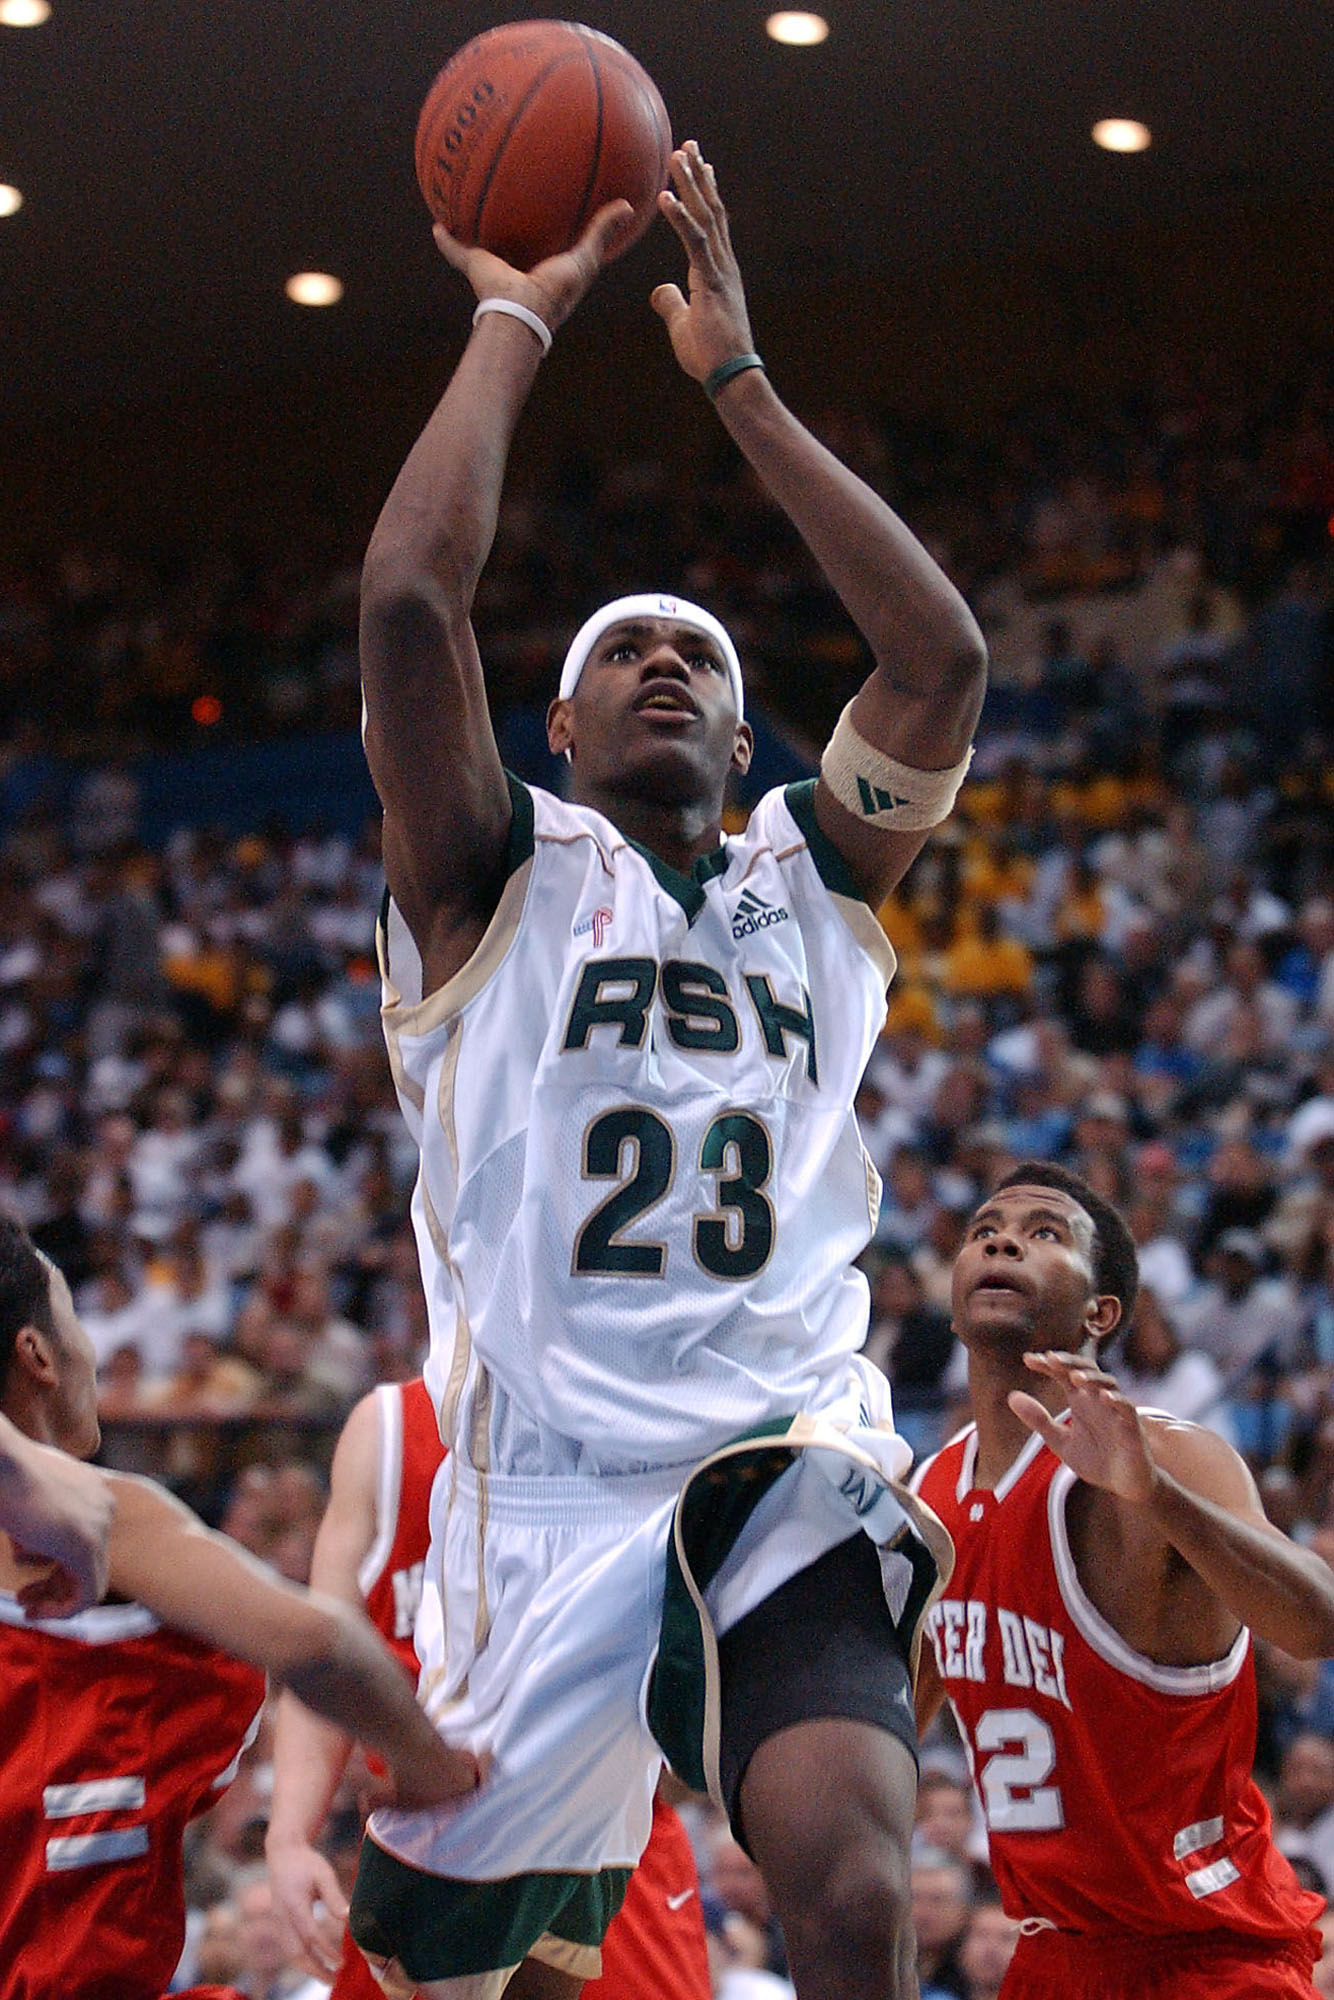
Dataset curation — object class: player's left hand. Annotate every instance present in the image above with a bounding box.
[267,1835,349,1981]
[652,141,758,384]
[1010,1352,1158,1506]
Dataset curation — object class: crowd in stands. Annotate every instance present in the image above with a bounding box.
[0,351,1330,1992]
[1,355,1331,757]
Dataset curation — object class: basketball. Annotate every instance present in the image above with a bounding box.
[415,19,672,271]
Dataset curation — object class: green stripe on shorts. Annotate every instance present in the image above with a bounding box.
[351,1836,631,1983]
[648,1421,798,1795]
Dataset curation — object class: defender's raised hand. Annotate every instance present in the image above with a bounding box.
[1010,1351,1159,1506]
[652,141,758,384]
[433,197,634,336]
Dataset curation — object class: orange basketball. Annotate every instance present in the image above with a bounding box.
[415,20,673,271]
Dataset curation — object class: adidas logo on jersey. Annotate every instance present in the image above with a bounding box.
[731,889,790,939]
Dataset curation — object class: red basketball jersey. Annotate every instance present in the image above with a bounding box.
[0,1593,265,2000]
[913,1425,1324,1947]
[358,1377,445,1678]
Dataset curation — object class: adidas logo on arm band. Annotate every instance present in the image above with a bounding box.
[820,701,974,831]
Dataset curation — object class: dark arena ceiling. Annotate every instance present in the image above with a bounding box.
[2,3,1332,449]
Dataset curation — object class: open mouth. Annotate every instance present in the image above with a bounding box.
[633,684,699,719]
[973,1272,1029,1298]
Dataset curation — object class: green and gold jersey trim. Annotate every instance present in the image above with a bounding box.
[503,770,537,871]
[624,832,731,924]
[783,778,861,898]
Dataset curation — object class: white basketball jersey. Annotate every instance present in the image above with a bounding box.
[379,776,898,1477]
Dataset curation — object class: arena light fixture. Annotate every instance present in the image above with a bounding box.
[1092,118,1152,153]
[285,271,344,307]
[766,12,830,46]
[0,0,51,25]
[0,185,23,217]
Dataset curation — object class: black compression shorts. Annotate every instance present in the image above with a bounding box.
[716,1528,919,1837]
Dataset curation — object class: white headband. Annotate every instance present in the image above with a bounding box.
[557,593,745,720]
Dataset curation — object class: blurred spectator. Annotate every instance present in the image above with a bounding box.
[1289,1053,1334,1165]
[1154,590,1232,763]
[913,1769,989,1894]
[1273,1732,1334,1894]
[706,1832,788,1982]
[28,1147,95,1291]
[867,1015,950,1131]
[1125,1145,1194,1308]
[954,1899,1022,2000]
[1062,956,1143,1059]
[284,1263,370,1405]
[911,1185,976,1317]
[942,907,1034,1006]
[875,1148,941,1251]
[862,1251,956,1460]
[1184,939,1299,1060]
[1243,562,1330,759]
[232,1873,327,1999]
[128,1086,201,1239]
[182,1894,245,1988]
[912,1847,973,1999]
[1176,1229,1306,1376]
[84,856,168,1061]
[1115,1287,1235,1445]
[216,1460,327,1581]
[143,1329,259,1419]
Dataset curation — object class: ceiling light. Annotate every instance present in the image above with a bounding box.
[0,185,23,218]
[1092,118,1151,153]
[0,0,52,24]
[766,12,829,46]
[285,271,343,307]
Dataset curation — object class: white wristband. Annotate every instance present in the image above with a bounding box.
[472,297,553,356]
[820,702,974,831]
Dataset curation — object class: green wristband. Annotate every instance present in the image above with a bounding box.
[704,352,765,401]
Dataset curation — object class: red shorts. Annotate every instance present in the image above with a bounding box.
[331,1927,392,1999]
[1003,1924,1321,1999]
[583,1798,710,2000]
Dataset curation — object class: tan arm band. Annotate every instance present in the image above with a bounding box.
[819,702,974,831]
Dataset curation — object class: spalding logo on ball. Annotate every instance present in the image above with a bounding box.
[415,19,673,271]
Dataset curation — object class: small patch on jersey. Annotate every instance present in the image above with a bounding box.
[969,1503,985,1521]
[573,906,614,949]
[666,1888,696,1910]
[731,888,790,939]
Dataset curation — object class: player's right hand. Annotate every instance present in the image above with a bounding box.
[266,1837,350,1981]
[434,198,634,336]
